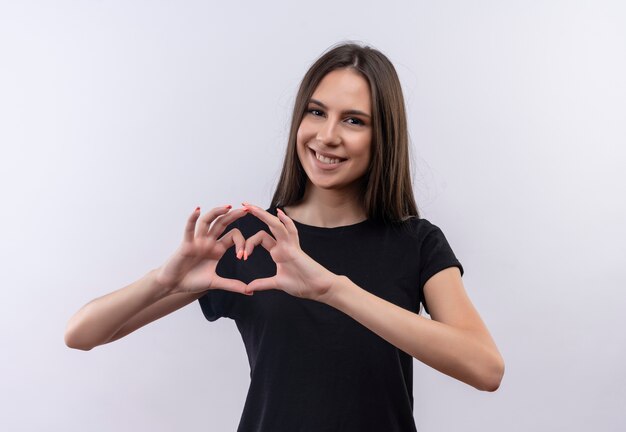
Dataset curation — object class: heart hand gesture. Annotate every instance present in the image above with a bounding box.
[241,204,339,303]
[155,205,251,296]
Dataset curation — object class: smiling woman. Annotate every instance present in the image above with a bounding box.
[296,68,373,198]
[64,42,504,432]
[273,43,415,226]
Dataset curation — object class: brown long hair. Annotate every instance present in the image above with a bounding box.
[270,42,419,224]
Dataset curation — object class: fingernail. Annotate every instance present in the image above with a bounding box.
[195,206,200,212]
[243,250,248,261]
[225,204,232,209]
[242,207,250,213]
[246,291,254,296]
[236,249,243,259]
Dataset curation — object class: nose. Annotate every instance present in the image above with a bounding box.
[316,119,341,146]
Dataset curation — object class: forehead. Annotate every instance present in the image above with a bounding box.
[311,69,371,111]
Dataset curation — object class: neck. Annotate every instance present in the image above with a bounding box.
[284,181,367,228]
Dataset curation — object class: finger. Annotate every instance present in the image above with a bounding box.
[212,276,253,295]
[276,208,298,236]
[217,228,246,259]
[243,230,276,260]
[248,276,278,292]
[207,208,248,239]
[184,207,202,242]
[241,203,287,241]
[195,205,232,238]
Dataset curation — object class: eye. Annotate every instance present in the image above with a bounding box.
[346,117,364,126]
[307,108,324,117]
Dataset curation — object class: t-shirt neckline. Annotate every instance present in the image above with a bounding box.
[273,206,372,235]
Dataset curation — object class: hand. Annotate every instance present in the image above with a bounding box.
[155,205,251,296]
[241,203,339,302]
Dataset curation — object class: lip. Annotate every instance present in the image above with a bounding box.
[308,148,347,170]
[310,147,346,160]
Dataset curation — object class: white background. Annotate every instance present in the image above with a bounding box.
[1,1,625,431]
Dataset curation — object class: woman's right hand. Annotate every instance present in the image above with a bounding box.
[155,205,250,296]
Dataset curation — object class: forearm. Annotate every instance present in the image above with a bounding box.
[64,268,171,351]
[323,276,504,391]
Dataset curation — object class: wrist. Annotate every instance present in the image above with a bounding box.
[318,274,348,306]
[150,267,176,297]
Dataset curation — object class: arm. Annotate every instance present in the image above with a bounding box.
[64,268,194,351]
[241,204,504,391]
[64,206,249,351]
[323,267,504,391]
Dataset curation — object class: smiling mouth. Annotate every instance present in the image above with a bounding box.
[310,148,347,165]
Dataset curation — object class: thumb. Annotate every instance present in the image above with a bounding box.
[212,276,253,296]
[248,276,278,293]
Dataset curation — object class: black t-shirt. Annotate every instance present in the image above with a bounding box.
[198,207,464,432]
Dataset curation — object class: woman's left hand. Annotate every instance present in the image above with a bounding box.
[240,203,338,303]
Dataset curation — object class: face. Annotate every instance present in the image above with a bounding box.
[296,68,372,194]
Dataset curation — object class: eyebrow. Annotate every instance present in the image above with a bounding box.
[309,98,371,118]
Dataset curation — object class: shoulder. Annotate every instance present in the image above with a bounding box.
[391,216,442,240]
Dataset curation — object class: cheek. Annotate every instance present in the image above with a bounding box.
[296,127,306,155]
[356,135,372,160]
[295,127,309,163]
[297,120,314,143]
[296,126,304,146]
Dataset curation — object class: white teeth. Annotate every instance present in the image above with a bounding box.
[315,151,342,164]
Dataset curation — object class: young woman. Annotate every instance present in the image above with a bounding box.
[65,43,504,431]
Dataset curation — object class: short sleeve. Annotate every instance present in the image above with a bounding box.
[197,224,240,322]
[198,288,236,322]
[417,224,464,315]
